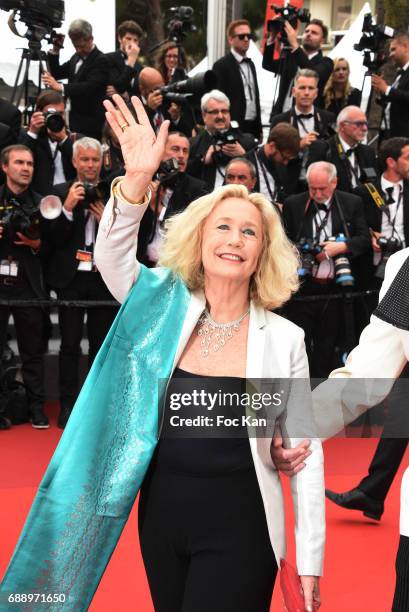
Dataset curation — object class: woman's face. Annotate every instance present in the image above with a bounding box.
[333,61,349,83]
[164,47,179,72]
[201,197,264,286]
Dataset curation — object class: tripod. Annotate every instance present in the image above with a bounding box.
[10,38,49,125]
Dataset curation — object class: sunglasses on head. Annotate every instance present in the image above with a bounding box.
[234,33,253,41]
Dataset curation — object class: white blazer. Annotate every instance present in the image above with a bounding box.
[312,248,409,535]
[94,185,325,576]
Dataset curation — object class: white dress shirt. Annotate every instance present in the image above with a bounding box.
[230,48,257,120]
[380,176,405,246]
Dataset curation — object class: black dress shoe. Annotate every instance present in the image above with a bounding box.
[57,406,72,429]
[325,487,384,521]
[29,407,50,429]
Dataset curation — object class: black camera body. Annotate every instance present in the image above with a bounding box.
[297,237,321,277]
[212,130,237,147]
[376,236,402,279]
[44,108,65,132]
[354,13,394,73]
[81,181,109,209]
[268,4,310,44]
[0,0,64,30]
[156,158,180,188]
[167,5,196,43]
[0,198,41,241]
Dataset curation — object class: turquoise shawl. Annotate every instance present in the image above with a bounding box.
[0,265,190,611]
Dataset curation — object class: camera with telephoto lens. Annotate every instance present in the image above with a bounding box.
[328,234,354,287]
[0,198,41,241]
[156,157,180,187]
[160,70,217,105]
[354,13,394,73]
[297,237,322,277]
[44,108,65,132]
[81,181,109,210]
[375,236,402,279]
[0,0,65,47]
[268,4,310,44]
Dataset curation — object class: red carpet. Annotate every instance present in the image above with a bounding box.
[1,404,407,611]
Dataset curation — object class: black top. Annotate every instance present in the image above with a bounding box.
[152,368,254,476]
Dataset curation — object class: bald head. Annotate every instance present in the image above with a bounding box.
[138,67,165,98]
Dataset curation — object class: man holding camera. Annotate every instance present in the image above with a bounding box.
[19,91,79,196]
[372,33,409,140]
[44,137,118,428]
[0,145,48,428]
[43,19,110,140]
[138,131,208,267]
[263,18,333,116]
[212,19,262,139]
[282,161,370,376]
[188,90,256,190]
[105,20,144,100]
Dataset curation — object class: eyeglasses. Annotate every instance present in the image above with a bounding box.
[165,54,178,59]
[204,108,230,116]
[234,33,253,41]
[344,120,368,128]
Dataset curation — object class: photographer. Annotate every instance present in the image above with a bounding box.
[224,157,257,192]
[138,131,208,267]
[138,67,193,137]
[354,137,409,291]
[44,137,118,428]
[19,90,80,196]
[188,90,255,190]
[212,20,262,139]
[372,33,409,139]
[282,161,371,376]
[0,145,48,429]
[105,20,144,99]
[263,18,333,116]
[43,19,110,140]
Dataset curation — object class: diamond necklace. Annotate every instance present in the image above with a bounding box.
[197,308,250,357]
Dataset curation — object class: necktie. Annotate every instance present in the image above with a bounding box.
[316,203,328,212]
[345,147,357,157]
[385,186,395,205]
[241,57,251,63]
[298,113,313,119]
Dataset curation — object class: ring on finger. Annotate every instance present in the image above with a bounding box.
[120,122,129,132]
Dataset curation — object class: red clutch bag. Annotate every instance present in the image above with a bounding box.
[280,559,306,612]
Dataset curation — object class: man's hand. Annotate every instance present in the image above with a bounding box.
[125,41,140,66]
[168,102,181,123]
[147,90,163,111]
[28,111,46,135]
[371,230,382,252]
[270,435,311,476]
[221,142,245,157]
[284,20,300,50]
[300,132,319,149]
[316,240,348,262]
[64,181,85,212]
[300,576,320,612]
[89,200,105,223]
[203,145,216,165]
[106,85,118,98]
[42,71,63,93]
[371,74,388,95]
[103,94,169,203]
[14,232,41,251]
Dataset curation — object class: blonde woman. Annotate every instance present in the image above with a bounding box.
[324,58,362,117]
[0,96,324,612]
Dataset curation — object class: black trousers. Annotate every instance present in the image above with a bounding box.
[56,271,118,410]
[0,282,45,410]
[138,467,277,612]
[393,535,409,611]
[285,285,341,378]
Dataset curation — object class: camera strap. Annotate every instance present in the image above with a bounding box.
[336,137,361,186]
[295,198,331,244]
[255,152,277,204]
[383,186,403,243]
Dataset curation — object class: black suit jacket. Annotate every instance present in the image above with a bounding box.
[0,98,21,143]
[270,106,335,138]
[308,136,379,193]
[137,173,209,263]
[212,53,262,137]
[48,47,110,139]
[19,130,79,196]
[188,129,256,190]
[262,46,333,115]
[283,189,371,286]
[0,185,46,298]
[44,180,105,289]
[105,50,143,97]
[379,68,409,138]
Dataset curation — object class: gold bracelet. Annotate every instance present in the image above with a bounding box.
[112,178,151,206]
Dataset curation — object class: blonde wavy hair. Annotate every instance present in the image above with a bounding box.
[158,184,300,310]
[324,58,353,109]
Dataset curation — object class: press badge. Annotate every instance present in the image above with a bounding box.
[76,249,93,271]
